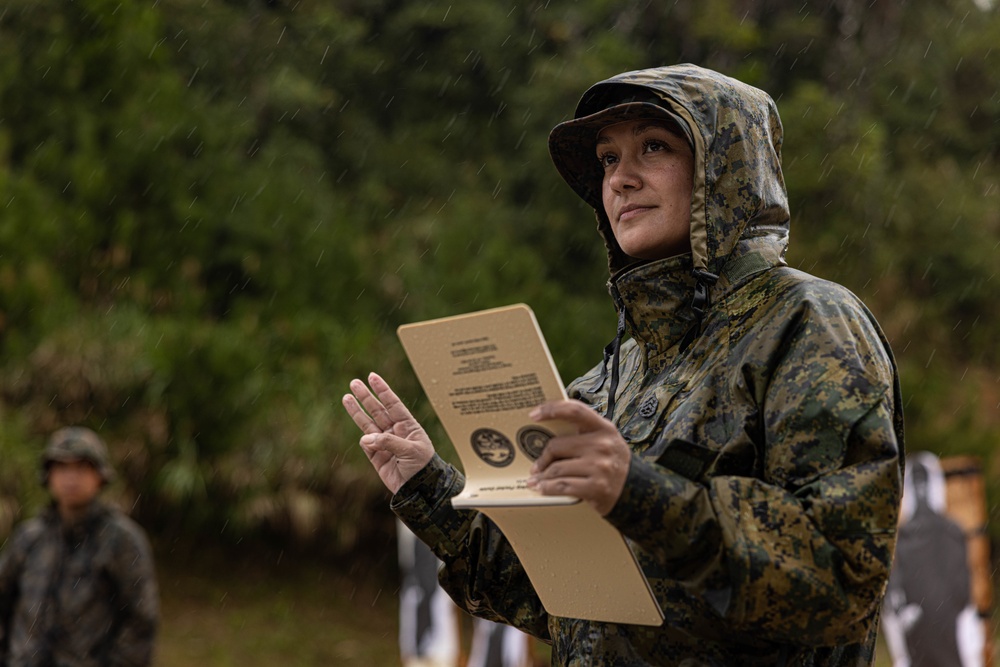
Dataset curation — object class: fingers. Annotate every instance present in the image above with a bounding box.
[359,431,413,459]
[357,433,395,465]
[526,429,631,516]
[342,384,384,435]
[528,400,620,474]
[532,454,608,482]
[526,452,620,514]
[529,398,608,431]
[367,372,418,425]
[527,471,622,516]
[527,472,595,498]
[342,372,407,433]
[343,372,434,495]
[352,374,398,431]
[530,432,624,476]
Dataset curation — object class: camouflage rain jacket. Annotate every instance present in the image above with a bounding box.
[0,501,158,667]
[393,65,904,666]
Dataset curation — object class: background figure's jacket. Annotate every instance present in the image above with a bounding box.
[393,65,904,666]
[0,502,159,667]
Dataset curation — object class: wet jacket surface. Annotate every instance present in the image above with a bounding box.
[0,502,159,667]
[393,65,904,666]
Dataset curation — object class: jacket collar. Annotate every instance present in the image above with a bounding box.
[44,499,108,536]
[612,254,696,374]
[612,231,787,374]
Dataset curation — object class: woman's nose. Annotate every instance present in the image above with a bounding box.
[608,155,641,192]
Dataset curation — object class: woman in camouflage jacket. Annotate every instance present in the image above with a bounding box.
[344,64,904,666]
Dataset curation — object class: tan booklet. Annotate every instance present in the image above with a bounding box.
[397,304,663,626]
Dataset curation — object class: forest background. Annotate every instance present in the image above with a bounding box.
[1,0,998,664]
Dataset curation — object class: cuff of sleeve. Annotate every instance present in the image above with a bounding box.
[390,454,471,558]
[604,454,662,526]
[604,453,696,561]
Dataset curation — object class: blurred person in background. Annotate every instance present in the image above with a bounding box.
[398,520,461,667]
[398,521,534,667]
[0,427,159,667]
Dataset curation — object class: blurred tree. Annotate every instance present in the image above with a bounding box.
[0,0,997,558]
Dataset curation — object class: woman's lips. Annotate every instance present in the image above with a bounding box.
[618,206,653,222]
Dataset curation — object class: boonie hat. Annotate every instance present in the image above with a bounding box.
[548,85,692,212]
[41,426,116,485]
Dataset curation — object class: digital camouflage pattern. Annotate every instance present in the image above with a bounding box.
[0,502,158,667]
[41,427,116,485]
[549,64,791,280]
[393,64,904,666]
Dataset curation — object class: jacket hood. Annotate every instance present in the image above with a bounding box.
[549,64,790,278]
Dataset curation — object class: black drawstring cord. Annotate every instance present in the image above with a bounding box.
[679,268,719,353]
[604,306,627,421]
[591,287,628,420]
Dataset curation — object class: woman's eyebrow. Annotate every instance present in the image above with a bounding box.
[596,122,677,147]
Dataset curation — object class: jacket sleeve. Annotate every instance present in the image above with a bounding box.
[391,455,552,640]
[105,519,159,667]
[604,291,903,646]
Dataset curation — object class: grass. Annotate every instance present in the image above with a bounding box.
[155,549,402,666]
[153,547,978,667]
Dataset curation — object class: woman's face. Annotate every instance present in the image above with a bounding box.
[597,119,694,261]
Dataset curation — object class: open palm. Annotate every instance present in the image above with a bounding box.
[342,373,435,494]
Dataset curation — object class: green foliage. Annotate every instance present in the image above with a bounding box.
[1,0,998,555]
[0,409,45,537]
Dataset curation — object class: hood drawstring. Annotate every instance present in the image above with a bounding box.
[679,268,719,353]
[591,287,628,421]
[591,337,617,393]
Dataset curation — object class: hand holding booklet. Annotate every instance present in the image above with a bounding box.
[397,304,663,626]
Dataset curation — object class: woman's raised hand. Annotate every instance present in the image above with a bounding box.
[342,372,435,495]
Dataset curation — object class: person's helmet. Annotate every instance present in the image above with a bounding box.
[40,426,116,485]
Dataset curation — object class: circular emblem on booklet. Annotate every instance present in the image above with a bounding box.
[470,428,516,467]
[516,426,554,461]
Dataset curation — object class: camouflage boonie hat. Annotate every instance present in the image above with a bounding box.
[41,426,116,485]
[548,84,693,211]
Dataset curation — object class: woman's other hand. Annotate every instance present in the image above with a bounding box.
[527,399,632,516]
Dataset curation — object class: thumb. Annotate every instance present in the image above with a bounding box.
[360,432,421,460]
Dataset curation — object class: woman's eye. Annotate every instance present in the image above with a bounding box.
[644,139,666,153]
[598,152,618,168]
